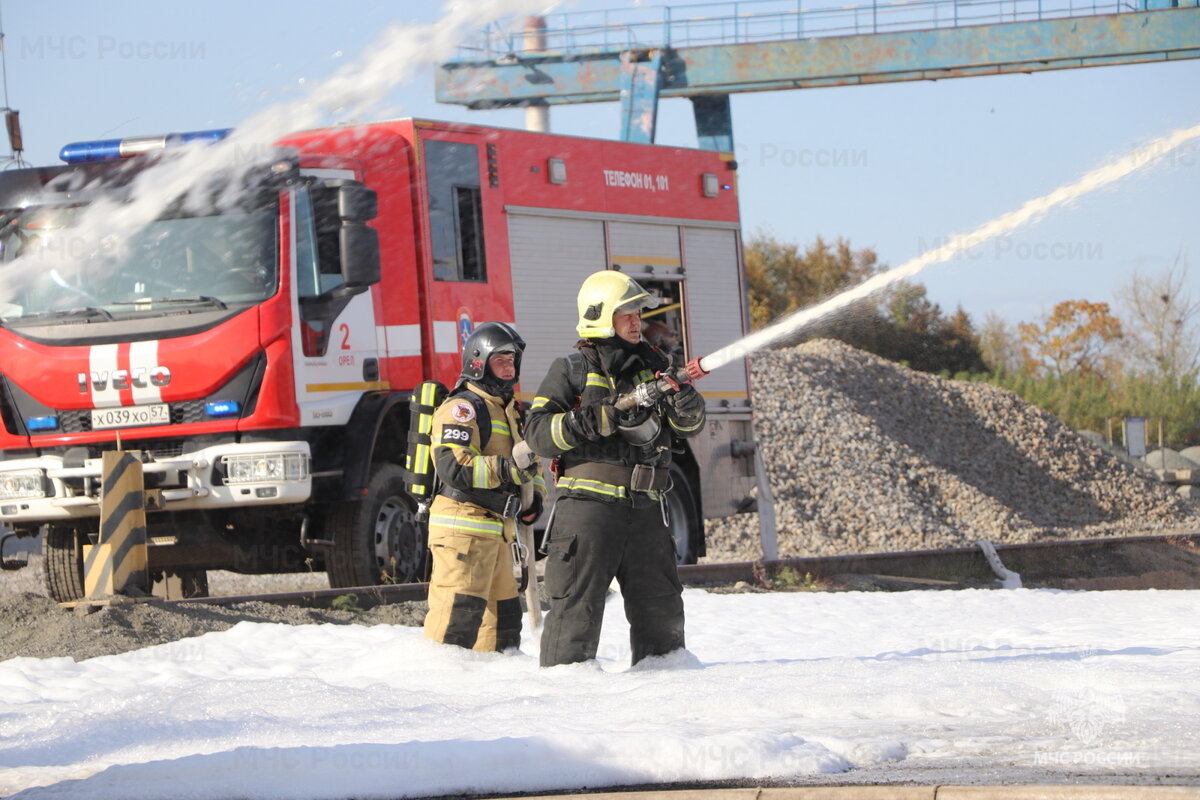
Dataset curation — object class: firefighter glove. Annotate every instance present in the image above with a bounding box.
[519,493,544,525]
[511,440,536,470]
[505,458,538,485]
[568,400,618,441]
[667,384,705,418]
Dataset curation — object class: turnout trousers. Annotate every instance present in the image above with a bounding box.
[539,493,685,667]
[423,521,522,652]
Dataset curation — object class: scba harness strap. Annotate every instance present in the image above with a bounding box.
[435,388,525,520]
[439,484,523,520]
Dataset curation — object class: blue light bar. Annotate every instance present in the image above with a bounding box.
[26,416,60,432]
[59,128,233,164]
[205,400,240,418]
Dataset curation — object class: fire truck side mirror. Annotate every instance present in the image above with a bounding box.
[335,183,378,222]
[312,180,381,289]
[311,180,378,223]
[338,184,379,286]
[340,222,380,288]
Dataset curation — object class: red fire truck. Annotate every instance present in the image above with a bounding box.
[0,119,757,601]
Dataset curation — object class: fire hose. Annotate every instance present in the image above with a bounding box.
[612,356,711,412]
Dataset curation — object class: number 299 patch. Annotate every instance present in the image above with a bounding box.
[440,424,473,444]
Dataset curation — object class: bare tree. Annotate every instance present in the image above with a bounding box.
[1115,255,1200,381]
[978,311,1023,374]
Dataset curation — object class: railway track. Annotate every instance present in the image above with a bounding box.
[161,531,1200,609]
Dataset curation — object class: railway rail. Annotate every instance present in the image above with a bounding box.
[158,531,1200,609]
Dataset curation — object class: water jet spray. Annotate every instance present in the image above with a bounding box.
[616,121,1200,412]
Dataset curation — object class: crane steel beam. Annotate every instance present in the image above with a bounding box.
[619,49,663,144]
[437,8,1200,109]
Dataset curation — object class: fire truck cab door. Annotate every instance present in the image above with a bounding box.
[420,132,512,383]
[290,185,383,426]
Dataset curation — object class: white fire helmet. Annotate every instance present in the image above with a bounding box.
[575,270,660,339]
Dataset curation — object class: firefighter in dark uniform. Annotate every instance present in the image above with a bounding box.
[525,271,706,667]
[423,322,546,652]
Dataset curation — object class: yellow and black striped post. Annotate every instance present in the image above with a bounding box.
[83,450,149,599]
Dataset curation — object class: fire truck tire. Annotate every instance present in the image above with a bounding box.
[44,525,86,603]
[326,463,425,588]
[666,463,701,565]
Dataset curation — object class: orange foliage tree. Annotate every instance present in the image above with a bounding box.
[1017,299,1124,377]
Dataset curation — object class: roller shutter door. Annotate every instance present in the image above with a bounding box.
[508,213,607,394]
[609,221,681,269]
[683,227,749,401]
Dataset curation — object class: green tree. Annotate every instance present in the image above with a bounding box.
[981,370,1200,447]
[743,233,878,329]
[743,234,986,375]
[875,282,986,374]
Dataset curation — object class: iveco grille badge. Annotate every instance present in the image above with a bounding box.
[77,367,172,393]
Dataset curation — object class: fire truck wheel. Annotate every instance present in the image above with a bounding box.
[44,525,86,603]
[327,463,425,588]
[666,463,701,565]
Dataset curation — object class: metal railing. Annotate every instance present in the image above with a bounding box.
[456,0,1141,59]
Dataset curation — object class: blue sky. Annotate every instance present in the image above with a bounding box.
[3,0,1197,328]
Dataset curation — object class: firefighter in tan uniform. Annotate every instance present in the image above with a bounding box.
[423,322,546,651]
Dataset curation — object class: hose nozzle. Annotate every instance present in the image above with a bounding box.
[613,360,709,412]
[684,357,709,381]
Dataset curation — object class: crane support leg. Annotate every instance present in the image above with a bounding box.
[692,94,735,152]
[619,49,662,143]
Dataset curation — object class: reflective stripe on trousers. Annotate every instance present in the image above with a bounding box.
[539,494,684,667]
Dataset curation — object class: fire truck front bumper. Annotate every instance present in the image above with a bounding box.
[0,441,312,523]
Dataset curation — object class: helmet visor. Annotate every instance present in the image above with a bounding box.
[614,278,660,314]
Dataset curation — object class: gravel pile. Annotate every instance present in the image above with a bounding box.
[704,339,1200,561]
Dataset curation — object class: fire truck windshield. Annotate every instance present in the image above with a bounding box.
[0,197,278,323]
